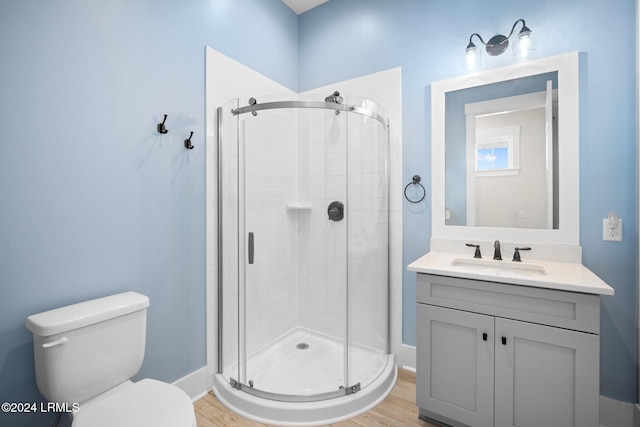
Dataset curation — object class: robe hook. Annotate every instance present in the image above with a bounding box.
[157,114,168,134]
[184,131,194,150]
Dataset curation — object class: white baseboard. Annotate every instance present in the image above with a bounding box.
[172,366,209,402]
[398,343,416,372]
[599,395,633,427]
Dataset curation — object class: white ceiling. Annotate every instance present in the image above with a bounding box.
[281,0,330,15]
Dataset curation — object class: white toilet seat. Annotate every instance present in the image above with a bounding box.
[72,379,196,427]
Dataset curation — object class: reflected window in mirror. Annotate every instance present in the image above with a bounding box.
[475,126,520,174]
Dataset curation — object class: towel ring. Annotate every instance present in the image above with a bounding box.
[404,175,426,203]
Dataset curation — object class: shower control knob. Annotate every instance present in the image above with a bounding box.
[328,201,344,221]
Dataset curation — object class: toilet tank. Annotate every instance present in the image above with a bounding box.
[25,292,150,405]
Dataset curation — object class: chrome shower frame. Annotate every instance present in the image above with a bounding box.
[231,99,388,127]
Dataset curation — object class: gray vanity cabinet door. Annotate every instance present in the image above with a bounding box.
[417,304,494,427]
[494,318,599,427]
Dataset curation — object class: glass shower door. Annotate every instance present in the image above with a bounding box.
[239,102,348,399]
[346,96,390,390]
[239,103,300,394]
[296,103,349,396]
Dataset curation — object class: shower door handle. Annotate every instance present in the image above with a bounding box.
[248,232,254,264]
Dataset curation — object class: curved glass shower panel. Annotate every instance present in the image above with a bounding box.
[295,97,349,395]
[346,95,389,390]
[240,97,348,397]
[218,98,240,385]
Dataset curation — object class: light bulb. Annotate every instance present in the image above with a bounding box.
[513,30,536,58]
[465,45,481,71]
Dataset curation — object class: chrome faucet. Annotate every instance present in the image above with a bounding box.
[493,240,502,260]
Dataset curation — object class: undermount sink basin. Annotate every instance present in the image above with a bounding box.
[450,258,547,276]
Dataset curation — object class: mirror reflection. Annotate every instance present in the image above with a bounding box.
[445,72,559,229]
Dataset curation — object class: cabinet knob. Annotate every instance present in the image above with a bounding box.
[482,332,488,341]
[501,336,507,345]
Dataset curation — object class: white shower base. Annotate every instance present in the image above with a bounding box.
[212,328,397,426]
[239,328,388,395]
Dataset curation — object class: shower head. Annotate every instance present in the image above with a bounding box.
[324,91,343,104]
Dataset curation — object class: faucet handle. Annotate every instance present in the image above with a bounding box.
[465,243,482,258]
[512,247,531,262]
[493,240,502,260]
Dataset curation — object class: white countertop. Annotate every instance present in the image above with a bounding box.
[407,252,614,295]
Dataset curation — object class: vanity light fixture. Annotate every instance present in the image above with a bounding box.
[465,19,535,69]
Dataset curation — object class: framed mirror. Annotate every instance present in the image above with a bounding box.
[431,52,579,245]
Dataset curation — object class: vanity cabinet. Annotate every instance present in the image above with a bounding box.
[416,273,600,427]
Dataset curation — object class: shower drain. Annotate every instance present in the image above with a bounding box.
[296,342,310,350]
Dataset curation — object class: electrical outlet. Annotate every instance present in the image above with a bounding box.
[603,218,622,241]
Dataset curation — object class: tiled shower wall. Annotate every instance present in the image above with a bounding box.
[206,47,403,382]
[296,106,349,341]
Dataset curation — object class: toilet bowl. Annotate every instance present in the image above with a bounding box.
[26,292,197,427]
[71,379,196,427]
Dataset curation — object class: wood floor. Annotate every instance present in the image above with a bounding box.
[194,369,438,427]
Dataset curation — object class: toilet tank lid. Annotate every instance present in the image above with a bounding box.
[26,292,150,337]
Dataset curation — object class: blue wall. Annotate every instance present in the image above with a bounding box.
[300,0,637,403]
[0,1,297,426]
[0,2,637,425]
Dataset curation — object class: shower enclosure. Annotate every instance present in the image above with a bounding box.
[213,93,395,425]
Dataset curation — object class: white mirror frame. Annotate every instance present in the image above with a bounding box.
[432,51,580,245]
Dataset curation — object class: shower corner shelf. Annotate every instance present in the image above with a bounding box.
[286,203,312,211]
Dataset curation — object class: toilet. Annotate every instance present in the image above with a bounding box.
[26,292,197,427]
